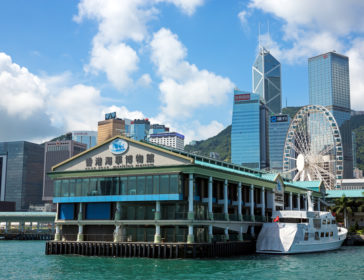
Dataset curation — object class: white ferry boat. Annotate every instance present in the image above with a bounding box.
[256,192,347,254]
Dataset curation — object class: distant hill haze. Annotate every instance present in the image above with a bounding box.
[184,107,364,171]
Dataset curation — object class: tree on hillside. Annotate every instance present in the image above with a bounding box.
[331,195,355,228]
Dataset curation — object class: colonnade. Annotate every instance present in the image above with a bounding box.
[54,173,321,244]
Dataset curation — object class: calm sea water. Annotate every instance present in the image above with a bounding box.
[0,241,363,280]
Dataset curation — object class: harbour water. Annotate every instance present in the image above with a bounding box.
[1,241,363,280]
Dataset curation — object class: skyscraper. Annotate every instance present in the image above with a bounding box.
[231,89,268,169]
[130,119,150,141]
[42,140,87,203]
[71,131,97,149]
[97,115,125,144]
[308,52,353,178]
[269,114,290,171]
[252,47,282,115]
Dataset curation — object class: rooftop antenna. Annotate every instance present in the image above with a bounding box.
[267,20,271,51]
[258,22,261,51]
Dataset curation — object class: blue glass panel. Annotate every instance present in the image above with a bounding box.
[59,203,74,220]
[85,202,111,220]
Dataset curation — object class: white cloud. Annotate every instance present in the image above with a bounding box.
[137,73,152,87]
[245,0,364,110]
[47,84,101,131]
[150,28,234,118]
[103,105,145,121]
[0,52,47,118]
[346,39,364,110]
[238,10,248,26]
[157,0,204,16]
[75,0,204,91]
[86,42,139,90]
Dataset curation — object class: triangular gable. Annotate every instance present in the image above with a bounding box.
[52,136,193,172]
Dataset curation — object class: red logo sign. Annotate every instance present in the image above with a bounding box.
[234,94,250,102]
[323,54,328,59]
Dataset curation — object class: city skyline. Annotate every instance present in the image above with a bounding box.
[1,1,364,144]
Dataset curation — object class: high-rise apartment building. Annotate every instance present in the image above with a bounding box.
[308,52,353,178]
[0,141,44,210]
[71,131,97,149]
[231,89,269,169]
[97,117,125,144]
[149,132,184,150]
[130,119,150,141]
[252,47,282,115]
[269,114,290,171]
[42,140,87,202]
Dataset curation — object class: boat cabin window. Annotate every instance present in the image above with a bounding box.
[320,232,324,238]
[278,218,308,223]
[322,219,326,225]
[315,232,320,240]
[327,219,331,224]
[313,219,321,229]
[325,232,329,237]
[304,232,309,241]
[330,232,333,237]
[332,220,336,224]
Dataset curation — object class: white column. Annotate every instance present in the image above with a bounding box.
[208,225,213,243]
[187,225,194,243]
[238,182,242,221]
[304,195,308,211]
[113,225,121,242]
[188,173,194,220]
[289,192,293,210]
[115,201,121,220]
[250,185,255,221]
[224,227,229,241]
[154,224,161,243]
[78,202,83,220]
[5,222,9,233]
[297,194,301,210]
[224,179,229,220]
[208,176,213,220]
[238,225,244,241]
[318,199,321,211]
[55,225,60,241]
[77,224,84,242]
[155,201,161,220]
[261,187,265,218]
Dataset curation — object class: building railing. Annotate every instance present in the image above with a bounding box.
[213,213,227,221]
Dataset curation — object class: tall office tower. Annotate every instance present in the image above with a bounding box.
[308,52,353,178]
[231,89,269,169]
[0,141,44,211]
[149,132,185,150]
[71,131,97,149]
[252,46,282,115]
[269,114,291,171]
[130,119,151,141]
[97,112,125,144]
[42,140,87,203]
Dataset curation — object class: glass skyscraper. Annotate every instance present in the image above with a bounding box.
[308,52,353,178]
[269,114,291,171]
[231,89,268,169]
[252,47,282,115]
[71,131,97,149]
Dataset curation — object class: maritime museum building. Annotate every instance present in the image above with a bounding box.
[50,136,324,244]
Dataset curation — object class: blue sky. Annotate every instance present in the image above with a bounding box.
[1,0,363,143]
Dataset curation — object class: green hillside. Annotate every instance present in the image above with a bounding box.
[184,107,364,171]
[184,125,231,162]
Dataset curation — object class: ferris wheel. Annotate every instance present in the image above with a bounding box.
[282,105,343,190]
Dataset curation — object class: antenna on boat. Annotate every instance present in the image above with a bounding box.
[307,191,314,211]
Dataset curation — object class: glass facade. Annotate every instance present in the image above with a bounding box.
[71,131,97,149]
[0,141,44,210]
[54,174,182,197]
[252,47,282,114]
[231,90,268,169]
[309,52,353,178]
[269,115,291,171]
[130,120,150,141]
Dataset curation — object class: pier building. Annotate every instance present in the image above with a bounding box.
[48,136,324,249]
